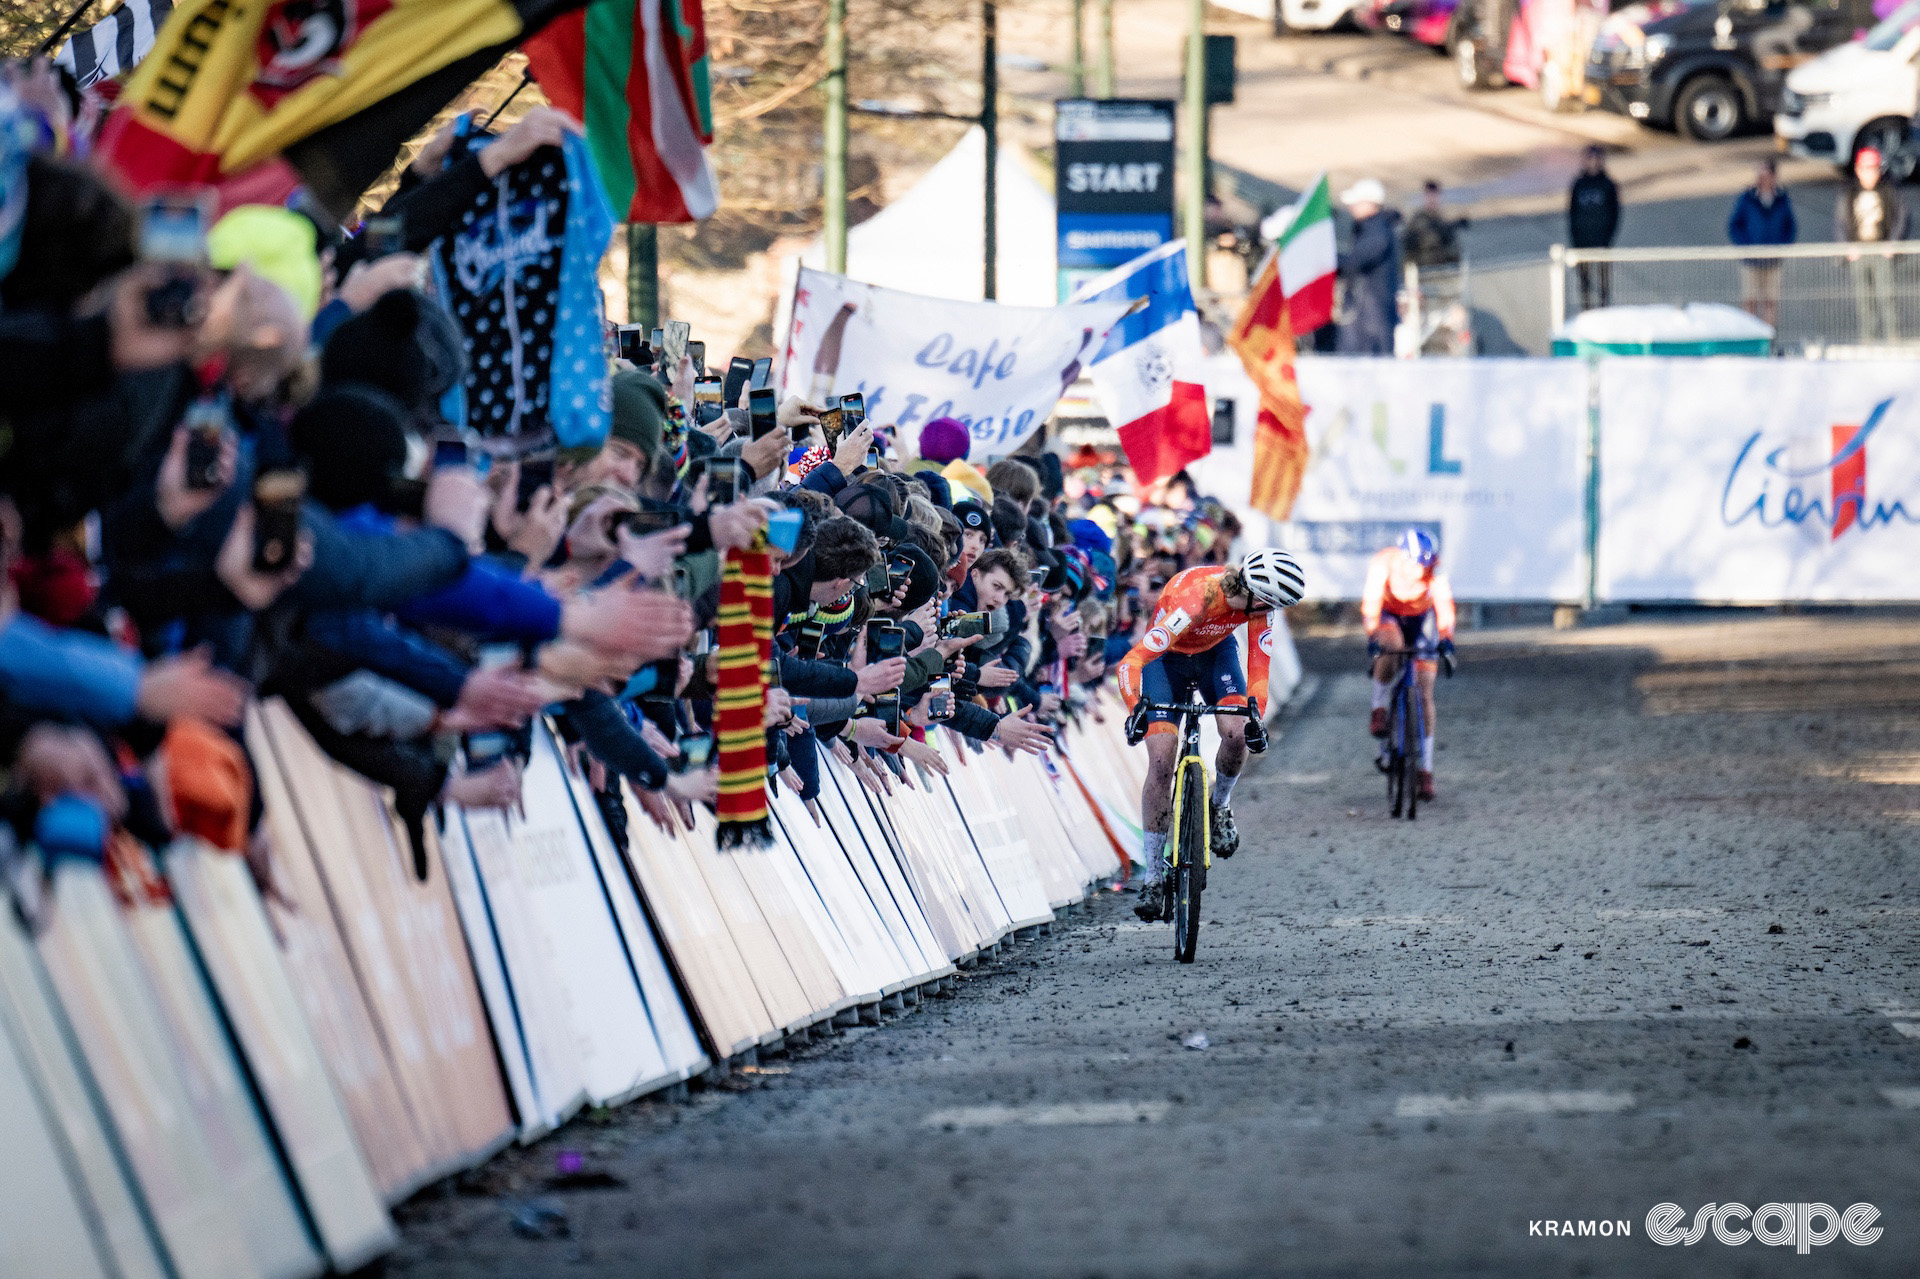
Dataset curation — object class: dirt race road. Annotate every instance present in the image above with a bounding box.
[392,612,1920,1278]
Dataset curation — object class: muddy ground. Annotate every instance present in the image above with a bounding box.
[392,612,1920,1278]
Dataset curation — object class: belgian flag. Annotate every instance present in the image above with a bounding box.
[95,0,591,218]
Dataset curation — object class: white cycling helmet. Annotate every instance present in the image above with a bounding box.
[1239,548,1305,609]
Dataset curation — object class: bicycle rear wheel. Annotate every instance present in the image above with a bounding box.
[1172,763,1207,963]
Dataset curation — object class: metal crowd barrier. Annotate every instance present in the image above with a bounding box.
[1550,240,1920,355]
[0,697,1144,1279]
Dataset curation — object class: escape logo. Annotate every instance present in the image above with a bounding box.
[1646,1203,1882,1252]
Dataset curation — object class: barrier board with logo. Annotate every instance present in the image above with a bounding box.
[1,695,1133,1275]
[1598,360,1920,602]
[1196,357,1589,601]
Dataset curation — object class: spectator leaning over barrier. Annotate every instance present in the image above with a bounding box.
[1727,158,1796,334]
[1837,146,1908,345]
[1568,145,1621,311]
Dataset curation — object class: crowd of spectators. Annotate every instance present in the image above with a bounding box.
[0,60,1254,885]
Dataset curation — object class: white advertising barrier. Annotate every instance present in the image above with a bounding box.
[1599,359,1920,601]
[781,265,1127,457]
[1192,356,1588,601]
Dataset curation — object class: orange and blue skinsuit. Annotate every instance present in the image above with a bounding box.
[1362,547,1455,656]
[1117,566,1272,735]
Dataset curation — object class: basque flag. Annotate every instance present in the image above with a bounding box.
[1071,240,1211,488]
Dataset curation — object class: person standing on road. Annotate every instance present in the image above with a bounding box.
[1836,147,1907,344]
[1403,180,1467,270]
[1568,145,1620,311]
[1337,178,1402,356]
[1727,158,1795,333]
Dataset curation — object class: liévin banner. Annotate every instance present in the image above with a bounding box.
[1190,356,1588,602]
[780,266,1129,458]
[1599,359,1920,602]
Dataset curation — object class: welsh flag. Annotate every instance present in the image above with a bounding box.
[523,0,719,223]
[1261,174,1337,334]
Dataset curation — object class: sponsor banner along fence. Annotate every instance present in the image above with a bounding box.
[1597,359,1920,603]
[1192,356,1589,602]
[0,696,1148,1278]
[1196,355,1920,605]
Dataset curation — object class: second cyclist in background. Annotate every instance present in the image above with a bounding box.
[1363,530,1456,802]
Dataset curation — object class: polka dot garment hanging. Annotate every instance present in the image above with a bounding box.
[435,141,571,449]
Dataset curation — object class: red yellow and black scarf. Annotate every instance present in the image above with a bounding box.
[714,536,774,848]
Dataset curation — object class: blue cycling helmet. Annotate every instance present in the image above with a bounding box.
[1399,528,1438,568]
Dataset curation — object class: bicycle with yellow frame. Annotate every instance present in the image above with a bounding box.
[1136,697,1254,963]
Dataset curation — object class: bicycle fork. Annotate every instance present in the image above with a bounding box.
[1167,751,1211,877]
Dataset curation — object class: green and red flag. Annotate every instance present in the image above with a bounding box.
[522,0,718,223]
[1269,173,1337,334]
[93,0,591,218]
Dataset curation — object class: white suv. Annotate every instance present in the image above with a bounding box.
[1280,0,1365,31]
[1775,0,1920,178]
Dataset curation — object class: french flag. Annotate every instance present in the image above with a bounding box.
[1071,241,1211,488]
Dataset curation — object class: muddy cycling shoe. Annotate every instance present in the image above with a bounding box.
[1133,879,1168,922]
[1369,708,1388,738]
[1211,805,1241,859]
[1417,770,1436,802]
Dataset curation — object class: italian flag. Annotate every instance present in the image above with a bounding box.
[1272,174,1336,334]
[524,0,719,223]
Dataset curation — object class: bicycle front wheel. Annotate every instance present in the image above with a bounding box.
[1173,863,1202,963]
[1388,736,1407,817]
[1172,761,1208,962]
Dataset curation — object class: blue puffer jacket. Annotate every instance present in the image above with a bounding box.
[1728,187,1796,249]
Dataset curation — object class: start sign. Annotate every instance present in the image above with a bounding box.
[1054,98,1176,302]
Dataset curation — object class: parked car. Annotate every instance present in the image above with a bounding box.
[1584,0,1879,141]
[1775,0,1920,176]
[1379,0,1464,44]
[1280,0,1369,30]
[1353,0,1397,31]
[1451,0,1521,85]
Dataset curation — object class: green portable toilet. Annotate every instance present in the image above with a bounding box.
[1552,302,1774,356]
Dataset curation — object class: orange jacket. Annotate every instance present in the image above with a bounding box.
[1117,566,1273,713]
[1361,547,1455,638]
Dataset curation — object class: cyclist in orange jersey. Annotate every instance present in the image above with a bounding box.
[1118,549,1304,921]
[1362,529,1456,801]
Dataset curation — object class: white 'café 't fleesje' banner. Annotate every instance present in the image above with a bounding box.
[1195,358,1588,601]
[780,266,1128,457]
[1599,359,1920,601]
